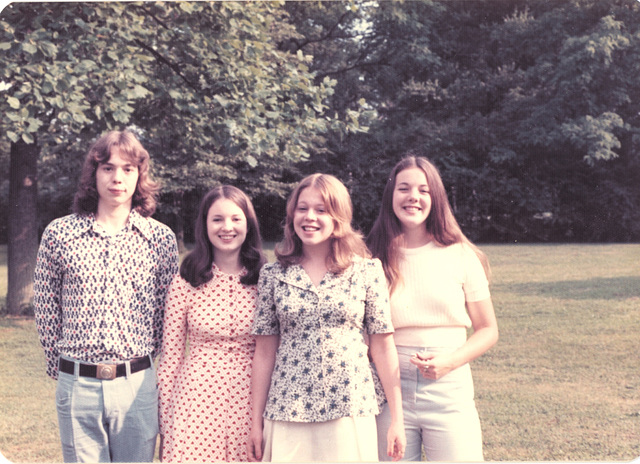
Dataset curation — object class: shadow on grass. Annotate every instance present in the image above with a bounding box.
[495,275,640,300]
[0,315,35,329]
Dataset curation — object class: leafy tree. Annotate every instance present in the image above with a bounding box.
[288,0,640,240]
[1,3,155,314]
[123,2,367,242]
[279,0,386,230]
[478,0,640,240]
[0,1,363,313]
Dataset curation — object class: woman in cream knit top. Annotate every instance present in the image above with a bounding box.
[389,240,491,348]
[367,155,498,462]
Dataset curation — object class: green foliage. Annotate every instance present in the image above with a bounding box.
[126,1,362,199]
[2,0,640,242]
[287,0,640,240]
[478,0,640,240]
[0,1,366,227]
[1,2,162,225]
[562,113,624,164]
[1,4,149,146]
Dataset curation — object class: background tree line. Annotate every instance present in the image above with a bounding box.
[2,0,639,314]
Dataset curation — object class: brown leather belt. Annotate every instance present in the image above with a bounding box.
[59,356,151,380]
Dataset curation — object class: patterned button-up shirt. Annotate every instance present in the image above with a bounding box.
[34,211,179,379]
[251,258,393,423]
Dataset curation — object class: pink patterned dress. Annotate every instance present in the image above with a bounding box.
[158,266,257,462]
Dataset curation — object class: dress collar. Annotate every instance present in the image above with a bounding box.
[211,262,247,278]
[277,262,357,293]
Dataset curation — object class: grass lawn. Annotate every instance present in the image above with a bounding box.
[1,243,639,462]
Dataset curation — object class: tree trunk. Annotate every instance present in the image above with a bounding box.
[173,191,186,254]
[7,139,39,315]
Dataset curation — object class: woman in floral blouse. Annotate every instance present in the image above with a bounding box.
[247,173,406,462]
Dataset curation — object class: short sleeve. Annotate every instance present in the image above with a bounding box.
[251,263,280,336]
[462,245,491,303]
[363,259,394,335]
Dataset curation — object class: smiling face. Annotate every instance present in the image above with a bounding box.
[206,198,248,257]
[293,186,335,251]
[392,167,432,233]
[95,147,139,211]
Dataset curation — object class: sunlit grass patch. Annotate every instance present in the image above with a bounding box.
[0,243,638,461]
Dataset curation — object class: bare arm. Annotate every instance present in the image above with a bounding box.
[247,335,279,462]
[369,333,406,461]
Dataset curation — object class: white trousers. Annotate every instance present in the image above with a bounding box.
[262,415,378,462]
[376,345,484,462]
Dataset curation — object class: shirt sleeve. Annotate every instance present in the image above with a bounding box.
[153,228,179,358]
[157,275,189,436]
[363,259,394,335]
[251,263,280,336]
[462,245,491,303]
[33,224,63,380]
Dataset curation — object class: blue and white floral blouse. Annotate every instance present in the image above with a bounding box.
[252,258,393,423]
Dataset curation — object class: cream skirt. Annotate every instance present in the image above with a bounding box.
[262,415,378,462]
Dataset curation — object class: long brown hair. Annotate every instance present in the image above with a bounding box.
[276,173,369,274]
[367,155,490,294]
[73,130,158,217]
[180,185,266,287]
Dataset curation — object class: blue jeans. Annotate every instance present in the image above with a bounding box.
[376,346,484,462]
[56,357,159,463]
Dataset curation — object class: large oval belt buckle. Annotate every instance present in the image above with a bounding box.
[97,363,117,380]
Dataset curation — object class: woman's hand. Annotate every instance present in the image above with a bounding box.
[246,425,264,462]
[386,419,406,461]
[411,298,499,380]
[410,352,456,380]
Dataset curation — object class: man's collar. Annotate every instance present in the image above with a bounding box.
[126,209,153,241]
[68,209,153,242]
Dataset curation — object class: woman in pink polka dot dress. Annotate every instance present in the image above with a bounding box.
[158,185,266,462]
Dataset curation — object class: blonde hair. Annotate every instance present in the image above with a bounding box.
[276,173,369,274]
